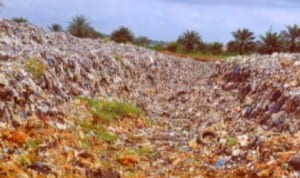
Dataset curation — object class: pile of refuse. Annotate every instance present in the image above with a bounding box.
[0,18,300,177]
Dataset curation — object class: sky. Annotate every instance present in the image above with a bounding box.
[0,0,299,43]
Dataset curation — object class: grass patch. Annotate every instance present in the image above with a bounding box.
[18,154,31,167]
[80,120,117,143]
[226,136,237,147]
[118,148,138,158]
[93,125,117,142]
[80,135,92,150]
[25,139,38,150]
[78,97,142,122]
[103,36,111,43]
[114,55,122,62]
[136,146,152,156]
[127,171,145,178]
[26,57,45,79]
[187,51,238,60]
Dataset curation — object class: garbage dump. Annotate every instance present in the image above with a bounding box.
[0,18,300,177]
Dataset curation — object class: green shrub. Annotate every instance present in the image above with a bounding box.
[68,15,101,38]
[103,36,111,42]
[18,154,31,167]
[226,136,237,147]
[166,42,178,52]
[26,57,45,79]
[78,97,142,121]
[12,17,28,23]
[134,36,150,47]
[111,26,135,43]
[48,23,64,32]
[148,44,165,51]
[25,139,38,150]
[114,55,122,62]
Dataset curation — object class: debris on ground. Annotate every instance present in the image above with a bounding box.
[0,18,300,177]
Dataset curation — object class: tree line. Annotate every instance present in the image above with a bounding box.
[169,26,300,55]
[9,15,300,55]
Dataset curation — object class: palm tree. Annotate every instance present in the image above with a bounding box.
[281,24,300,52]
[177,30,203,52]
[228,28,256,55]
[68,15,100,38]
[111,26,135,43]
[49,23,63,32]
[258,31,283,54]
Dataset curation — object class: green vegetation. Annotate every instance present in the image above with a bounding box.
[49,23,64,32]
[94,126,117,142]
[258,31,283,54]
[165,42,178,52]
[136,146,152,156]
[26,57,45,79]
[281,24,300,52]
[206,42,223,55]
[114,55,122,62]
[25,139,38,150]
[111,26,135,43]
[12,17,28,23]
[103,36,111,42]
[80,135,92,149]
[152,24,300,60]
[187,51,236,60]
[134,36,150,47]
[226,136,237,147]
[18,154,31,167]
[148,43,165,51]
[76,97,143,143]
[78,97,142,121]
[10,14,300,59]
[227,28,256,55]
[117,148,139,158]
[177,30,204,52]
[80,120,117,142]
[67,15,101,38]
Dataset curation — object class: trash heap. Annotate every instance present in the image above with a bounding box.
[0,18,300,177]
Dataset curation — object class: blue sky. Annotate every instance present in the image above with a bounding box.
[0,0,299,43]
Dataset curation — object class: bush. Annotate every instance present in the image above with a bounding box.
[26,57,45,79]
[166,42,178,52]
[78,97,142,121]
[207,42,223,55]
[67,15,101,38]
[12,17,28,23]
[148,44,165,51]
[49,23,63,32]
[134,36,150,47]
[111,26,135,43]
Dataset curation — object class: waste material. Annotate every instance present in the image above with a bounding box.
[0,18,300,177]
